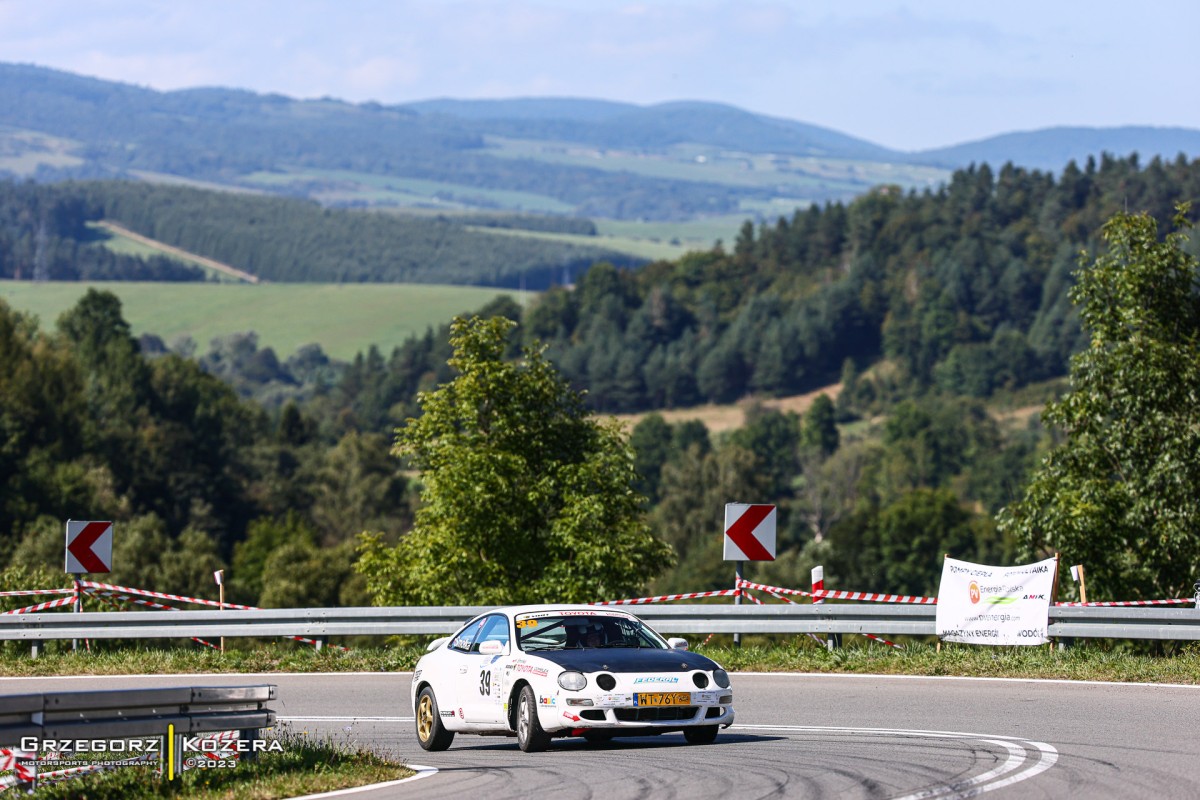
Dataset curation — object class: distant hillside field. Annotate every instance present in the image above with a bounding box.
[0,281,529,360]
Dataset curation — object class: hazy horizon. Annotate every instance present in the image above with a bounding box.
[2,1,1197,152]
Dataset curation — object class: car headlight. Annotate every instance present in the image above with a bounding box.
[713,669,731,689]
[558,671,587,691]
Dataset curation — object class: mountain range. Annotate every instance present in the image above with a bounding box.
[2,62,1199,223]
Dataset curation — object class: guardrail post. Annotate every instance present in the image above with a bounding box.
[825,633,842,651]
[240,728,259,764]
[314,637,325,652]
[173,729,184,777]
[30,642,40,659]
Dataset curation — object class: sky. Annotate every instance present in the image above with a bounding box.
[1,0,1196,152]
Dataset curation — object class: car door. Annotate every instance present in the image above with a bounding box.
[440,616,488,724]
[460,613,512,725]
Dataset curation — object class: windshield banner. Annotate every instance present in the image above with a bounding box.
[935,556,1058,645]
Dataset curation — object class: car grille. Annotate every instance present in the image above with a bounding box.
[614,706,698,722]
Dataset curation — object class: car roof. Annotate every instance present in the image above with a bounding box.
[484,604,640,618]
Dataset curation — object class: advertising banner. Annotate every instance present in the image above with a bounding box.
[935,556,1058,645]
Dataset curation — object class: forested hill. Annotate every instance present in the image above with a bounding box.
[330,154,1200,430]
[0,180,630,288]
[5,63,1200,221]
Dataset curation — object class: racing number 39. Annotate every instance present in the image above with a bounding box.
[479,669,492,696]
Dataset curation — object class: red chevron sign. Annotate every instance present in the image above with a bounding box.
[65,520,113,573]
[722,503,776,562]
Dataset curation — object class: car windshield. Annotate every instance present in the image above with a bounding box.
[515,612,669,652]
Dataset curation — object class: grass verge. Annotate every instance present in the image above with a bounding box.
[2,640,1200,684]
[19,725,412,799]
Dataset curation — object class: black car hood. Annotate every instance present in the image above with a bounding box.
[528,647,720,674]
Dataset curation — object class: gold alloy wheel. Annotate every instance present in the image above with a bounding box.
[417,693,435,742]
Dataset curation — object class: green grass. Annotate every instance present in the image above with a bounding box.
[483,136,950,199]
[595,216,746,250]
[0,281,530,360]
[464,225,687,262]
[86,223,243,283]
[3,640,1199,684]
[242,166,575,214]
[0,127,85,176]
[26,724,412,799]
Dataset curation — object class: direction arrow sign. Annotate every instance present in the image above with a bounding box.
[723,503,776,561]
[65,520,113,573]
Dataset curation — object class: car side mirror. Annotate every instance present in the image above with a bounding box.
[426,636,449,652]
[667,637,689,650]
[478,639,506,656]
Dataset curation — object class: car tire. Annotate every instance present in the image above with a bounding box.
[415,686,455,751]
[683,725,719,745]
[516,685,552,752]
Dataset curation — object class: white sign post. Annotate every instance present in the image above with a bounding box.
[935,556,1059,645]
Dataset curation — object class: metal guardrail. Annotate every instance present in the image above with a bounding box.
[0,604,1198,643]
[0,684,277,745]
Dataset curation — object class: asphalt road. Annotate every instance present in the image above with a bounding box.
[4,671,1199,799]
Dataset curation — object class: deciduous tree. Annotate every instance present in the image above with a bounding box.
[998,207,1200,599]
[358,316,672,605]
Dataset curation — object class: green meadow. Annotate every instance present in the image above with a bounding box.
[0,281,530,360]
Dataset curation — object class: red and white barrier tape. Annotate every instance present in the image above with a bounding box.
[738,579,937,605]
[741,578,1191,608]
[78,580,347,651]
[0,588,74,598]
[0,749,35,783]
[2,596,76,615]
[1056,598,1193,606]
[737,580,813,599]
[814,589,937,604]
[740,588,765,605]
[593,588,740,605]
[77,580,255,610]
[86,589,220,650]
[861,633,903,649]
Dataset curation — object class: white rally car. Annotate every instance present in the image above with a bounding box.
[411,604,735,752]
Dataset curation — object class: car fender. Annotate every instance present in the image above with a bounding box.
[502,654,562,731]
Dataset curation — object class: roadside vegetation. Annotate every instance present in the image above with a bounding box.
[2,156,1200,642]
[2,641,1199,684]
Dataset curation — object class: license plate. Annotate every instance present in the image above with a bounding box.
[635,692,691,707]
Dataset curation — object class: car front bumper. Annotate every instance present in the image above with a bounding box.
[546,689,734,731]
